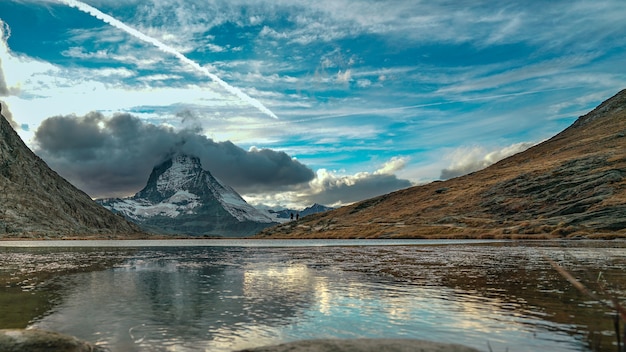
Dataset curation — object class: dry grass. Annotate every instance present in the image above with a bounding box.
[257,90,626,240]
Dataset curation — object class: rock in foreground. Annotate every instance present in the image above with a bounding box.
[0,329,108,352]
[237,339,480,352]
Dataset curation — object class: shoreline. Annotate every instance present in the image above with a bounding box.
[1,232,625,241]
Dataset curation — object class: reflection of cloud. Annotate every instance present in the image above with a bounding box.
[242,264,313,299]
[314,278,332,315]
[21,245,589,351]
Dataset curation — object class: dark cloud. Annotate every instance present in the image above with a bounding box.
[34,112,315,198]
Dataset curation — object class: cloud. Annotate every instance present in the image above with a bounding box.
[0,59,8,97]
[440,142,536,180]
[0,20,18,128]
[244,157,414,208]
[305,168,413,206]
[0,56,16,128]
[0,20,11,97]
[58,0,278,119]
[33,112,314,198]
[374,156,409,175]
[0,101,17,129]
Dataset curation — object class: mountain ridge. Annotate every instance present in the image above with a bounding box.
[256,89,626,239]
[0,111,143,238]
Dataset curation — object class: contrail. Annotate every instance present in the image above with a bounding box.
[57,0,278,119]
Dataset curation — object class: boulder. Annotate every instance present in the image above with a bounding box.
[236,339,480,352]
[0,329,108,352]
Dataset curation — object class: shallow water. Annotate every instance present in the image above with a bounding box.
[1,239,625,351]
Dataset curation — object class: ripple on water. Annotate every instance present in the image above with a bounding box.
[1,240,625,351]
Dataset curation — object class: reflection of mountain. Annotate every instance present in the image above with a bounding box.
[8,244,621,351]
[0,247,136,329]
[26,247,321,351]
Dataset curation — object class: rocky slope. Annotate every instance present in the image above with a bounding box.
[0,113,143,239]
[257,89,626,239]
[99,154,277,237]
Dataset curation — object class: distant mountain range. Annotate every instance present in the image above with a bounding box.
[267,203,335,223]
[257,89,626,239]
[0,109,142,238]
[98,154,277,237]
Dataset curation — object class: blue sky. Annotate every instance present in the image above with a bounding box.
[0,0,625,209]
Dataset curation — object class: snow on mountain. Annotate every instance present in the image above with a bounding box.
[98,154,276,237]
[102,190,200,220]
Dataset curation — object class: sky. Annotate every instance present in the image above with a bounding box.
[0,0,625,210]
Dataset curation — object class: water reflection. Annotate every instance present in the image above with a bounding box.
[0,241,624,351]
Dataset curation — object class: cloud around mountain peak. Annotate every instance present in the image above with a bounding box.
[34,112,315,198]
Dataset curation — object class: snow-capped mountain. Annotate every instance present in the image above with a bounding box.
[98,154,276,237]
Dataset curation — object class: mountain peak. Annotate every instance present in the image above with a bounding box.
[155,154,203,195]
[134,154,203,202]
[100,152,276,237]
[572,88,626,128]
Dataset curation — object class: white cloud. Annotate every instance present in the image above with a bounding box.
[61,47,110,59]
[336,69,351,83]
[137,74,183,82]
[245,157,413,208]
[357,79,372,88]
[206,43,226,53]
[440,142,536,180]
[374,156,409,175]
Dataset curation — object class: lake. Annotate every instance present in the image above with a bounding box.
[1,239,625,351]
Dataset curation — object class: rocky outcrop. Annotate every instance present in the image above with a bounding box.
[0,113,143,238]
[481,155,625,230]
[0,332,479,352]
[0,329,108,352]
[236,339,480,352]
[257,89,626,239]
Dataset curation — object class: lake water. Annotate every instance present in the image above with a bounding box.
[1,239,625,351]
